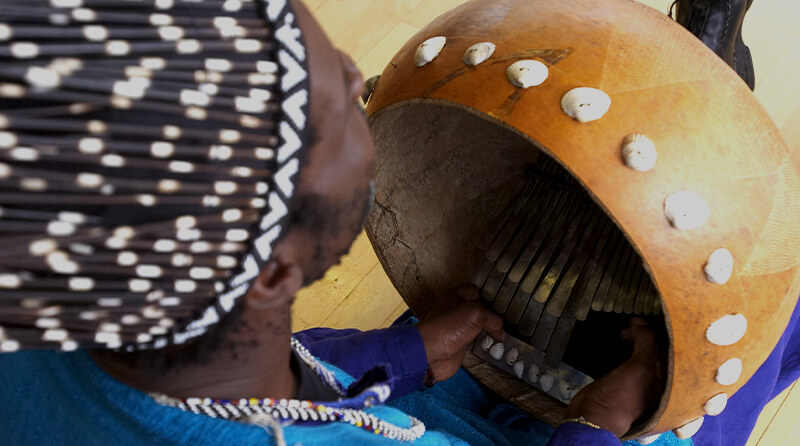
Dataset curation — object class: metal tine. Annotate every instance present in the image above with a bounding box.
[544,208,605,319]
[494,185,563,314]
[502,195,579,325]
[493,180,555,275]
[571,219,615,321]
[604,244,635,313]
[623,259,645,314]
[612,247,639,314]
[590,232,628,312]
[505,191,572,285]
[642,280,655,316]
[484,180,536,262]
[529,204,600,350]
[651,286,662,315]
[541,218,614,366]
[472,180,536,295]
[632,265,652,315]
[533,202,597,307]
[515,201,585,337]
[543,314,576,368]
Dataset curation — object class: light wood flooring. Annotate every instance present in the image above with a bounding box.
[294,1,800,443]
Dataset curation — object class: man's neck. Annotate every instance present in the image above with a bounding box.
[90,308,298,400]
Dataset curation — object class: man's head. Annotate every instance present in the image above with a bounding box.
[0,0,374,358]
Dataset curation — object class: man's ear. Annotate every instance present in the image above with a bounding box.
[246,259,304,310]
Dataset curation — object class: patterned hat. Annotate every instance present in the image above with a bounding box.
[0,0,311,352]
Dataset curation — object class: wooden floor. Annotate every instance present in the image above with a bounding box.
[294,0,800,443]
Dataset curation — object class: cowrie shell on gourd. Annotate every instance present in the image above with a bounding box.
[635,433,663,445]
[622,134,657,172]
[506,60,548,88]
[415,36,446,67]
[527,363,541,383]
[504,346,519,365]
[673,417,704,439]
[489,342,504,360]
[706,314,747,346]
[703,393,728,416]
[481,335,494,351]
[561,87,611,123]
[512,360,525,378]
[716,358,743,386]
[539,374,555,392]
[463,41,495,66]
[705,248,734,285]
[664,190,710,230]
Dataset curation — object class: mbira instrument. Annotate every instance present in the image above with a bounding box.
[363,0,800,440]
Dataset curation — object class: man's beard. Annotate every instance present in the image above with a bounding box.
[288,181,375,286]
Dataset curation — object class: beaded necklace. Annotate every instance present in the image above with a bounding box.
[151,337,426,442]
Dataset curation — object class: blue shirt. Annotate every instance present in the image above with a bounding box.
[1,298,799,445]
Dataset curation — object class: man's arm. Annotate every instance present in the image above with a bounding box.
[295,288,504,399]
[294,325,429,398]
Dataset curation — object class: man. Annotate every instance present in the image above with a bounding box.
[0,1,796,445]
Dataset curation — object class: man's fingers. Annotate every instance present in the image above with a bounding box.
[477,305,504,342]
[628,318,658,358]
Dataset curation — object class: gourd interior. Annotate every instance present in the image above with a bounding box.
[367,101,668,398]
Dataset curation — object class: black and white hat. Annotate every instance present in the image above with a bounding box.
[0,0,312,352]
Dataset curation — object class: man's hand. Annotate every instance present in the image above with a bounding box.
[416,286,504,383]
[565,318,664,438]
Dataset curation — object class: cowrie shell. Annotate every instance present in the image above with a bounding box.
[506,60,549,88]
[622,134,657,172]
[561,87,611,122]
[705,248,734,285]
[527,363,541,383]
[664,190,710,230]
[703,393,728,416]
[512,360,525,378]
[480,335,494,351]
[635,433,663,445]
[706,314,747,346]
[489,342,504,360]
[539,373,555,392]
[504,346,519,365]
[415,36,446,67]
[716,358,743,386]
[463,41,495,66]
[673,417,704,439]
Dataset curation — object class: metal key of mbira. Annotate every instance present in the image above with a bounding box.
[472,156,662,376]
